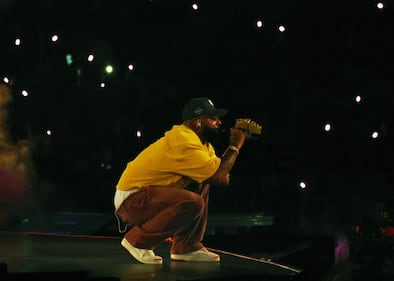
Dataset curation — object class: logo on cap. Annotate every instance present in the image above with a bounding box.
[194,107,203,115]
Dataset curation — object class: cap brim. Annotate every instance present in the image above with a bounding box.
[213,108,227,117]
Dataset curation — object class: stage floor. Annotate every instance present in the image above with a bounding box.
[0,230,302,281]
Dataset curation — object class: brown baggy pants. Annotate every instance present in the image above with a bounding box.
[116,184,210,255]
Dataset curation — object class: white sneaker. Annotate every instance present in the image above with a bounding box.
[121,238,163,264]
[171,247,220,262]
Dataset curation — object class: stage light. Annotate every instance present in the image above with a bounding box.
[128,64,134,71]
[14,38,21,46]
[136,130,142,138]
[299,181,307,189]
[51,34,59,42]
[105,65,113,74]
[100,82,106,88]
[355,95,361,103]
[371,131,379,139]
[256,20,263,28]
[66,54,73,65]
[377,2,384,9]
[324,123,332,132]
[87,54,94,62]
[278,25,286,32]
[46,129,52,136]
[192,3,199,10]
[21,90,29,97]
[3,77,9,84]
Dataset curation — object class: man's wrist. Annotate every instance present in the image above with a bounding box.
[228,145,240,155]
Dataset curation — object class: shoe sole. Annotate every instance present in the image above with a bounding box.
[171,254,220,262]
[121,239,163,265]
[171,258,220,262]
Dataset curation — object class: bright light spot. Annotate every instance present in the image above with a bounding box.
[14,38,21,46]
[256,20,263,28]
[51,34,59,42]
[105,65,113,74]
[377,2,384,9]
[128,64,134,71]
[3,77,9,83]
[355,95,362,103]
[136,130,142,138]
[100,82,106,88]
[324,123,332,132]
[192,3,199,10]
[46,130,52,136]
[66,54,73,65]
[278,25,286,32]
[87,54,94,62]
[371,131,379,139]
[21,90,29,97]
[299,181,307,189]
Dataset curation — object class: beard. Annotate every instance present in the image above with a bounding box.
[202,125,221,144]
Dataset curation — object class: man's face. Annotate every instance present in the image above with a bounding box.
[201,116,222,143]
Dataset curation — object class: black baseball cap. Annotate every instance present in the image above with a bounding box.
[182,97,227,121]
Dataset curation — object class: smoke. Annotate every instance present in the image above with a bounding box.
[0,85,34,227]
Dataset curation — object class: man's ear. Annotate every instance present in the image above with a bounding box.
[196,119,201,128]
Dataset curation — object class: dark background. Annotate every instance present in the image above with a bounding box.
[1,0,393,234]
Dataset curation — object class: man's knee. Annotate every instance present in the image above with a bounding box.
[185,193,205,216]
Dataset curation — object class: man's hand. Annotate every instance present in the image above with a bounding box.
[229,127,248,149]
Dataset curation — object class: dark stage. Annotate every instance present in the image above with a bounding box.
[1,211,392,281]
[0,231,301,281]
[0,212,304,281]
[0,209,394,281]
